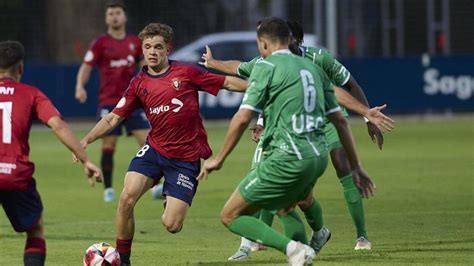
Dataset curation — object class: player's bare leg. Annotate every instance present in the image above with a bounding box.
[330,147,371,250]
[116,171,154,265]
[161,196,189,233]
[116,172,153,238]
[24,216,46,266]
[221,188,314,265]
[102,135,118,202]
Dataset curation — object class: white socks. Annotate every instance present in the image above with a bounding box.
[285,240,298,256]
[240,237,252,249]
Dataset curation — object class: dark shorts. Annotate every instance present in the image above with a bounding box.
[128,144,200,206]
[97,105,150,136]
[0,179,43,232]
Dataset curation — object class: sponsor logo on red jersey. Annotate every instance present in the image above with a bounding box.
[110,55,135,68]
[148,98,184,115]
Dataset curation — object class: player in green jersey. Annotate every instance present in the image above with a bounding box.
[198,17,375,266]
[200,20,393,259]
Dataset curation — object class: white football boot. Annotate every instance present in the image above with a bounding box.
[354,237,372,250]
[287,242,315,266]
[228,246,251,261]
[103,188,115,202]
[309,226,331,254]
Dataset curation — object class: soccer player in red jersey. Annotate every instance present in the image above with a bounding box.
[0,41,102,266]
[75,1,151,202]
[77,23,247,265]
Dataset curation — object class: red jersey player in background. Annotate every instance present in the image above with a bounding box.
[0,41,102,266]
[75,23,247,265]
[74,1,152,202]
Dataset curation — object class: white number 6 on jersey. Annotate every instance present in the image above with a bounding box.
[300,69,317,112]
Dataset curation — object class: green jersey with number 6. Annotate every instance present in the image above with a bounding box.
[239,46,350,118]
[238,46,350,87]
[241,50,340,160]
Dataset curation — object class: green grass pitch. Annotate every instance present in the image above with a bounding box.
[1,117,473,265]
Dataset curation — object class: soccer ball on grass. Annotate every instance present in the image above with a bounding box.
[83,242,120,266]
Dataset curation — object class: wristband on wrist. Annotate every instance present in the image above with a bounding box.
[257,117,264,126]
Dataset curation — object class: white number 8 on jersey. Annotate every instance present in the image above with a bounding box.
[136,144,150,157]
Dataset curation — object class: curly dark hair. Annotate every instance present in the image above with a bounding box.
[138,23,174,44]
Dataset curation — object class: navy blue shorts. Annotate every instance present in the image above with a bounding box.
[97,105,150,136]
[128,144,200,206]
[0,179,43,232]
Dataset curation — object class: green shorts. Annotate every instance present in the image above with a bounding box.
[324,106,349,152]
[323,122,342,151]
[239,150,329,211]
[250,140,264,171]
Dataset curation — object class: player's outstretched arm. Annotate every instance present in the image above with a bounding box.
[75,63,93,104]
[344,77,370,108]
[198,108,253,180]
[334,86,394,132]
[327,111,376,198]
[343,77,387,149]
[47,116,103,186]
[223,76,248,92]
[81,112,124,146]
[199,45,241,75]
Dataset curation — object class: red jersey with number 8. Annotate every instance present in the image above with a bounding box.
[0,78,60,191]
[112,62,225,162]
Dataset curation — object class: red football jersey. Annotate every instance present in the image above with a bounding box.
[84,33,142,106]
[0,78,60,191]
[112,61,225,162]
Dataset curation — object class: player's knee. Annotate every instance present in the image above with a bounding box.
[118,191,137,212]
[166,224,182,234]
[219,209,234,228]
[298,196,314,210]
[161,218,183,234]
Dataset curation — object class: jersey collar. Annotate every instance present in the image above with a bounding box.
[143,61,173,78]
[272,49,292,55]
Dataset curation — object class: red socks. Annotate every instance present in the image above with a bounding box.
[24,237,46,266]
[116,238,133,264]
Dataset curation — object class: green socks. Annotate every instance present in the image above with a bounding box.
[278,210,308,244]
[340,174,368,239]
[259,209,275,226]
[228,215,290,253]
[300,199,324,232]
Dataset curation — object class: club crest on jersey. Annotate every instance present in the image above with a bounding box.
[129,43,135,52]
[171,78,181,90]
